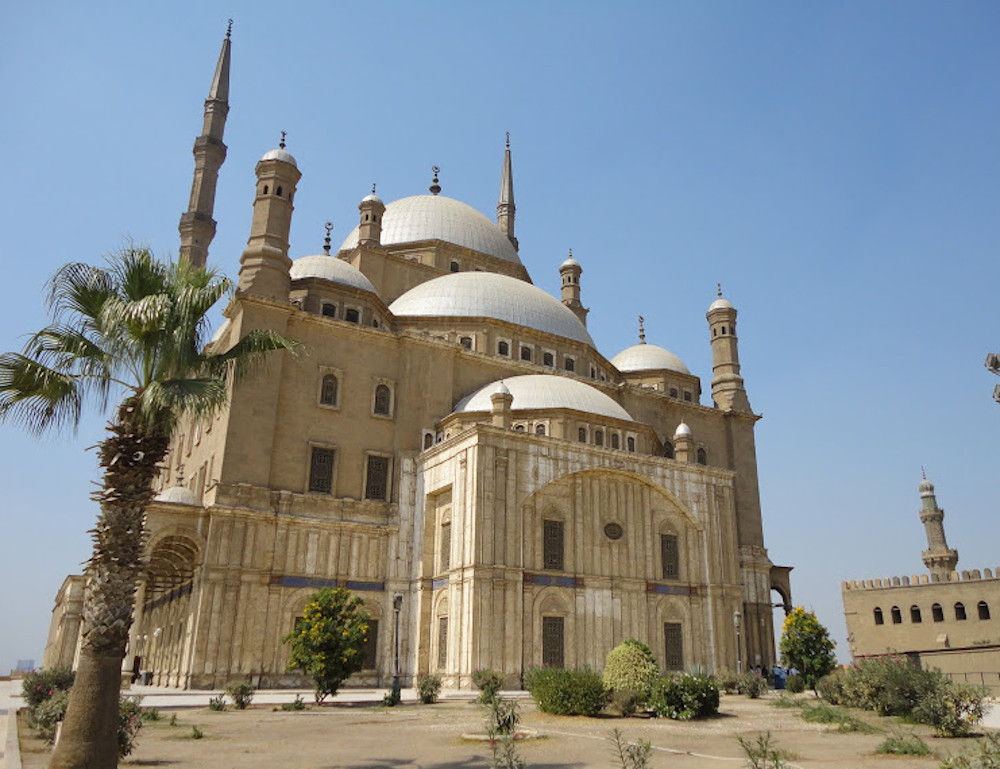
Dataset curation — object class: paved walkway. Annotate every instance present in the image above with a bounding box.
[1,680,22,769]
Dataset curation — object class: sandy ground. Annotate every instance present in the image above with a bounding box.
[16,693,998,769]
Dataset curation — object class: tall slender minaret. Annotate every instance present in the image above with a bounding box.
[497,133,517,250]
[178,22,232,268]
[918,472,959,580]
[707,284,751,412]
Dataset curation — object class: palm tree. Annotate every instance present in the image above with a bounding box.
[0,246,296,769]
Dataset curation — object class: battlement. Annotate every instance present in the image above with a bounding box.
[843,567,1000,591]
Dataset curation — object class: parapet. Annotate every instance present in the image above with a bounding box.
[842,567,997,591]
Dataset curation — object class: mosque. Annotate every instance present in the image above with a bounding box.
[43,28,792,689]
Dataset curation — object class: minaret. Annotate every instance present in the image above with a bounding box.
[237,133,301,301]
[559,250,589,326]
[918,472,959,580]
[707,284,751,413]
[497,133,518,250]
[358,184,385,247]
[178,22,232,268]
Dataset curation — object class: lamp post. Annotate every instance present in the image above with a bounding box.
[392,593,403,703]
[733,610,743,675]
[987,353,1000,404]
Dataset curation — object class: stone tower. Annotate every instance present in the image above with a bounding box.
[497,133,517,250]
[918,473,959,580]
[559,250,588,326]
[358,186,386,247]
[236,136,301,301]
[707,285,751,412]
[178,23,231,268]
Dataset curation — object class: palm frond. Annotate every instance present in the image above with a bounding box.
[0,352,83,435]
[136,377,229,432]
[47,262,116,325]
[206,329,300,381]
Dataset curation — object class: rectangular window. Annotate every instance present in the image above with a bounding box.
[660,534,679,580]
[664,622,683,671]
[440,522,452,572]
[437,617,448,669]
[543,520,564,571]
[542,616,565,668]
[362,619,378,669]
[365,455,390,500]
[308,447,335,493]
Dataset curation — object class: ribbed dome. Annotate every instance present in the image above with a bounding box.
[389,272,595,347]
[339,195,521,264]
[611,343,690,375]
[290,254,377,294]
[455,374,633,421]
[155,485,199,506]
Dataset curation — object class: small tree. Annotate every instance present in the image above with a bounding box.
[283,587,369,703]
[779,607,836,690]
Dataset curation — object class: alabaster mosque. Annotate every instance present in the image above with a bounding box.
[42,28,798,690]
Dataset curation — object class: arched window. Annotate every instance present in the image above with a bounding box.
[910,605,922,623]
[610,433,620,449]
[373,384,391,416]
[320,374,338,406]
[669,388,678,398]
[345,308,360,323]
[932,603,944,622]
[543,352,554,367]
[564,357,575,372]
[276,186,283,197]
[423,433,434,450]
[459,336,473,350]
[696,448,707,465]
[578,427,587,443]
[321,303,337,318]
[520,346,532,362]
[594,430,604,447]
[626,436,635,452]
[497,340,510,357]
[978,601,991,620]
[955,602,967,621]
[535,424,546,436]
[262,184,269,195]
[450,261,459,273]
[873,607,884,625]
[514,424,525,432]
[663,441,674,460]
[683,391,693,402]
[890,606,902,624]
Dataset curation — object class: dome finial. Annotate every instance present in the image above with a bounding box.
[371,183,377,195]
[505,131,510,149]
[226,18,233,38]
[717,282,723,298]
[922,465,927,480]
[323,221,333,255]
[429,166,441,195]
[638,315,646,344]
[279,130,287,149]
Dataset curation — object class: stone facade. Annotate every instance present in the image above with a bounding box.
[45,30,790,689]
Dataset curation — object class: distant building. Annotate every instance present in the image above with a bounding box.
[842,476,1000,692]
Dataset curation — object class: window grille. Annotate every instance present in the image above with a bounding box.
[438,617,448,669]
[542,616,564,668]
[498,340,510,356]
[543,520,564,571]
[578,427,587,442]
[520,346,532,362]
[660,534,679,580]
[320,374,338,405]
[610,433,620,449]
[362,619,378,669]
[594,430,604,447]
[365,455,390,500]
[664,623,683,671]
[308,448,335,493]
[374,384,391,416]
[440,522,451,572]
[543,352,554,366]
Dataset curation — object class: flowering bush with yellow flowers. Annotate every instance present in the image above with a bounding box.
[779,607,836,691]
[282,587,370,703]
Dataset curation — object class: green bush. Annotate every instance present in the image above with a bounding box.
[416,673,443,704]
[941,732,1000,769]
[526,666,609,716]
[912,680,988,737]
[602,639,659,705]
[875,731,930,756]
[472,669,505,704]
[21,667,75,709]
[611,688,644,717]
[799,701,879,733]
[29,689,70,743]
[208,695,226,711]
[224,681,255,710]
[487,697,520,736]
[647,673,719,720]
[118,696,144,758]
[714,669,741,694]
[141,706,161,721]
[281,695,306,711]
[785,673,805,694]
[740,672,768,699]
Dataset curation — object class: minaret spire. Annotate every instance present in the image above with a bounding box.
[497,133,518,250]
[179,22,232,268]
[918,473,959,580]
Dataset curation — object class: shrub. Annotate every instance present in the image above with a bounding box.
[21,667,75,709]
[612,688,645,717]
[30,689,70,743]
[740,672,768,699]
[487,697,520,736]
[785,673,805,694]
[799,701,878,733]
[912,680,987,737]
[647,673,719,720]
[527,666,609,716]
[416,673,443,704]
[602,639,659,705]
[472,669,505,704]
[941,732,1000,769]
[118,696,144,758]
[208,695,226,711]
[224,681,255,710]
[281,695,306,711]
[714,669,741,694]
[737,732,787,769]
[610,728,652,769]
[190,725,204,739]
[876,731,930,756]
[141,706,161,721]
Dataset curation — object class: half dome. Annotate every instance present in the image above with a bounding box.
[454,374,633,421]
[339,195,521,264]
[611,343,690,375]
[155,484,199,506]
[290,254,377,294]
[389,272,595,347]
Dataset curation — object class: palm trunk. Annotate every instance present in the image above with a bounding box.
[50,401,168,769]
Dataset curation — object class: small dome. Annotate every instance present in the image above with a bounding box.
[260,147,297,167]
[389,272,595,347]
[919,477,935,495]
[494,381,511,396]
[155,484,199,506]
[709,296,733,311]
[455,374,633,422]
[611,343,690,375]
[560,256,580,269]
[674,422,692,438]
[339,195,522,264]
[290,255,377,294]
[361,192,383,205]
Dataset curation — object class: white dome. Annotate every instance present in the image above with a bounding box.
[560,256,580,269]
[709,297,733,311]
[674,422,692,438]
[339,195,521,264]
[260,148,297,167]
[611,343,690,375]
[389,272,595,347]
[455,374,633,422]
[155,485,199,506]
[290,254,377,294]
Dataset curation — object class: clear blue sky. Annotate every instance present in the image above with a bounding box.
[0,1,997,674]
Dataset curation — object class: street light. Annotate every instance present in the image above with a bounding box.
[986,353,1000,404]
[733,610,743,675]
[392,593,403,703]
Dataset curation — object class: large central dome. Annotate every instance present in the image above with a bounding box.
[389,272,596,347]
[338,195,521,264]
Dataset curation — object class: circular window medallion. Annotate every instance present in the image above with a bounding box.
[604,522,624,541]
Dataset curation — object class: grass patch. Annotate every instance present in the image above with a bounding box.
[876,731,931,756]
[800,702,880,734]
[770,696,801,709]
